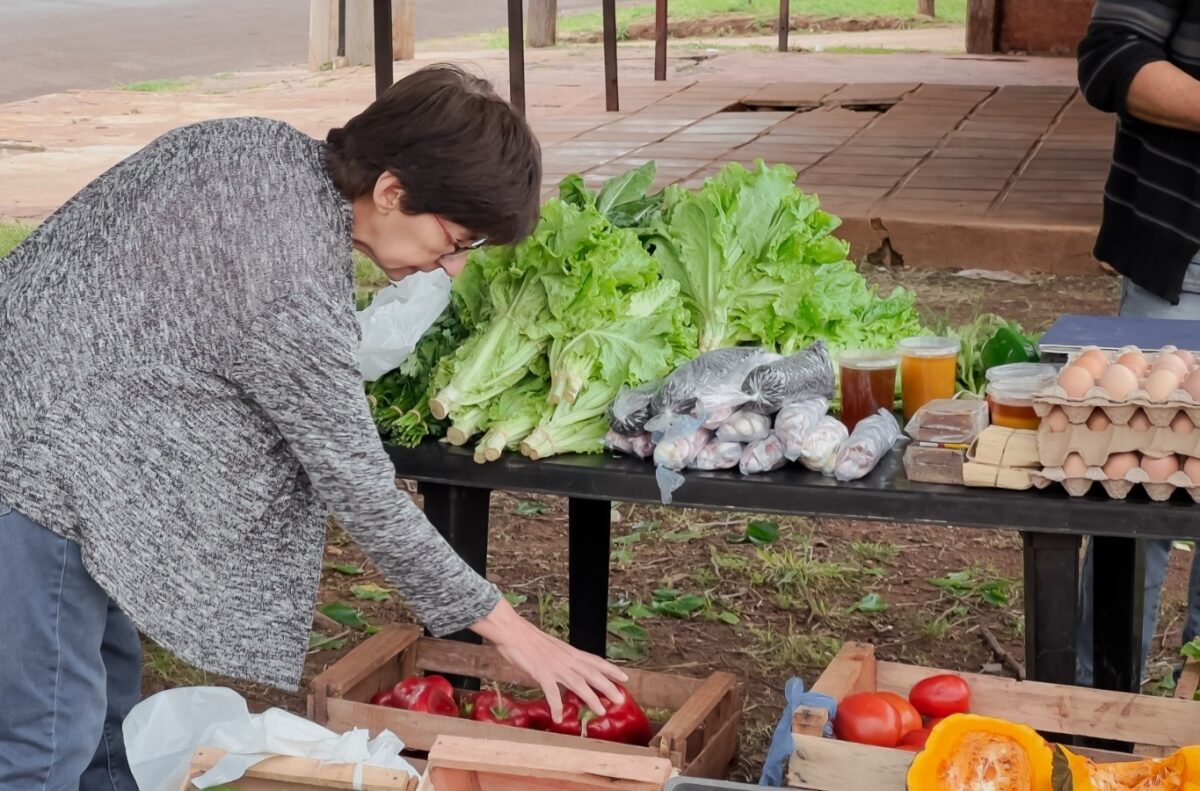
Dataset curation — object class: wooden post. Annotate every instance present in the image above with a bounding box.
[603,0,619,111]
[392,0,414,60]
[343,0,375,67]
[654,0,667,81]
[528,0,557,47]
[918,0,936,16]
[308,0,339,71]
[778,0,790,52]
[966,0,998,53]
[507,0,526,116]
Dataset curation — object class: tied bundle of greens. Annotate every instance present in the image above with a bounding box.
[954,313,1043,395]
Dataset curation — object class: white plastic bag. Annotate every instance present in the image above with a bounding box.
[799,416,849,475]
[776,398,830,461]
[357,269,452,382]
[715,409,772,443]
[123,687,417,791]
[740,434,788,475]
[834,409,902,482]
[690,440,745,471]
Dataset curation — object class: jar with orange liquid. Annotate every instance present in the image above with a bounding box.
[839,350,899,431]
[984,363,1056,430]
[898,337,959,420]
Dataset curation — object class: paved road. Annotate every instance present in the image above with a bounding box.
[0,0,606,104]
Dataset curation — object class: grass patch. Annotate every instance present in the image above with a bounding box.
[537,593,570,640]
[116,78,195,93]
[750,543,875,616]
[850,541,898,564]
[142,642,210,686]
[747,625,842,674]
[0,222,34,258]
[354,252,390,308]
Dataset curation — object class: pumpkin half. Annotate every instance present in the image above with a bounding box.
[1053,745,1200,791]
[907,714,1053,791]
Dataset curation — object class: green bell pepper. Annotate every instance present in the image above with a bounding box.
[980,326,1038,371]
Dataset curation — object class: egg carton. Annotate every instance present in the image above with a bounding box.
[1032,395,1200,428]
[1032,466,1200,503]
[1038,422,1200,467]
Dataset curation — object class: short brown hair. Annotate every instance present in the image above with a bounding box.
[324,64,541,246]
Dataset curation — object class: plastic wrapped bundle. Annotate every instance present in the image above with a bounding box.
[652,422,711,472]
[740,341,835,414]
[799,416,849,475]
[690,440,745,471]
[716,409,772,443]
[740,434,788,475]
[604,430,655,459]
[701,405,736,430]
[607,380,661,436]
[647,348,778,432]
[834,409,902,482]
[776,398,830,461]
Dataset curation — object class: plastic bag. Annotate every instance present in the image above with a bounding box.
[123,687,417,791]
[647,348,779,432]
[740,341,835,414]
[607,380,661,436]
[834,408,902,482]
[652,420,711,472]
[716,408,772,443]
[700,404,736,430]
[799,416,849,475]
[776,398,830,461]
[904,398,989,444]
[604,430,655,459]
[690,440,745,471]
[356,269,452,381]
[759,678,838,786]
[740,433,787,475]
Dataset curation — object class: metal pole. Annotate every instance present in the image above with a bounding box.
[373,0,393,96]
[654,0,667,81]
[603,0,619,111]
[778,0,789,52]
[507,0,526,116]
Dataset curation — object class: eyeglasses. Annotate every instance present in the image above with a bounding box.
[433,215,487,258]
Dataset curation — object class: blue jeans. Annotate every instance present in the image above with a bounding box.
[0,503,142,790]
[1076,261,1200,686]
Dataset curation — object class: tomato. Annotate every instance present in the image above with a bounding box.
[876,691,922,736]
[900,727,931,750]
[834,692,903,747]
[898,743,923,752]
[908,674,971,719]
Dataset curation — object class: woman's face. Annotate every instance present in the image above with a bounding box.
[351,171,479,281]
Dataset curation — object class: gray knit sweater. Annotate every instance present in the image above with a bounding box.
[0,117,500,690]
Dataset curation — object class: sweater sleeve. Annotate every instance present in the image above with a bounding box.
[1077,0,1184,115]
[230,292,500,636]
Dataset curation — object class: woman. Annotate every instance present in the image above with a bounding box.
[0,64,626,790]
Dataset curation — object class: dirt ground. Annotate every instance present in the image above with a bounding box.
[139,265,1197,783]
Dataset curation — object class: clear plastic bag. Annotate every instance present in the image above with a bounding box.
[607,380,662,436]
[715,408,772,443]
[356,270,452,381]
[690,440,745,471]
[647,348,778,432]
[903,398,988,444]
[740,433,788,475]
[604,430,655,459]
[799,416,849,475]
[834,408,902,482]
[652,421,712,471]
[700,405,736,430]
[776,398,830,461]
[740,341,836,414]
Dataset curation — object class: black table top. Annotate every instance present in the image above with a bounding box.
[386,441,1200,540]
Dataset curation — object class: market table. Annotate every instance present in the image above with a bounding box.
[387,440,1197,700]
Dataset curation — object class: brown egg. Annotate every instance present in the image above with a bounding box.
[1045,407,1070,433]
[1062,453,1089,478]
[1099,363,1138,401]
[1073,349,1109,380]
[1185,456,1200,485]
[1058,365,1097,399]
[1184,369,1200,401]
[1140,454,1181,482]
[1130,409,1153,432]
[1152,354,1190,379]
[1116,351,1150,377]
[1172,412,1195,434]
[1175,349,1196,368]
[1086,410,1112,432]
[1102,452,1140,479]
[1145,369,1182,402]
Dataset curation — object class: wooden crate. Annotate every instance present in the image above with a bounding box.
[415,735,675,790]
[786,642,1200,791]
[180,748,418,791]
[308,626,741,778]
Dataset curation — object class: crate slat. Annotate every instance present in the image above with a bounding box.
[181,748,418,791]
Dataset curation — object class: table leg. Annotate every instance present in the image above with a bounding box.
[568,497,612,657]
[1091,536,1144,693]
[1022,531,1080,685]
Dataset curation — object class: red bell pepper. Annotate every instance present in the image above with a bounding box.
[390,674,459,717]
[369,689,396,707]
[466,690,532,729]
[521,697,553,731]
[547,686,653,746]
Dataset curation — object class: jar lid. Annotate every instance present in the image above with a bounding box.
[986,378,1048,401]
[897,336,959,358]
[839,349,900,370]
[985,363,1057,386]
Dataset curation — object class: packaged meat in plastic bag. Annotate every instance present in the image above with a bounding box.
[607,380,662,436]
[716,408,772,443]
[700,405,736,430]
[834,409,902,482]
[604,430,655,459]
[740,341,836,414]
[775,398,830,461]
[740,433,788,475]
[652,419,711,472]
[799,416,849,475]
[647,348,779,432]
[690,440,745,471]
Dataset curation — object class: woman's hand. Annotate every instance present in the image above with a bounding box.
[469,597,629,723]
